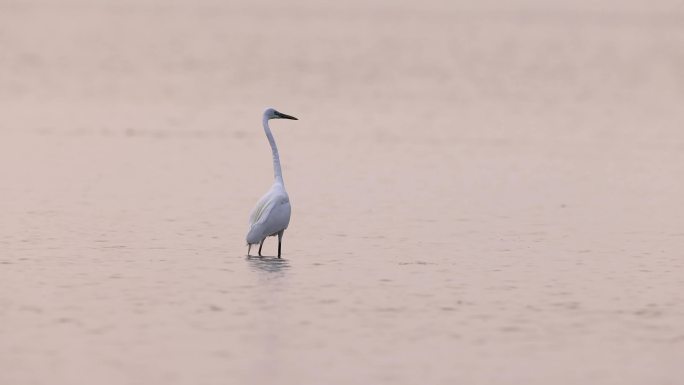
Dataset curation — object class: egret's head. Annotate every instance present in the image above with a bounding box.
[264,108,298,121]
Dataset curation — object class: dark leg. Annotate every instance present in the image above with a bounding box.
[277,231,283,258]
[247,244,252,256]
[258,239,264,256]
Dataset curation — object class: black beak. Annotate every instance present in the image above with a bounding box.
[274,111,298,120]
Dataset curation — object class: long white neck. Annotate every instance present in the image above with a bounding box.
[263,115,284,186]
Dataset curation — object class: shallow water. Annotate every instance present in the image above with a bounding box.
[1,1,684,384]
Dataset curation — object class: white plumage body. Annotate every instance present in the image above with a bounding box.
[246,184,291,245]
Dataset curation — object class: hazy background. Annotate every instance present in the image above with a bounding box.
[1,1,683,384]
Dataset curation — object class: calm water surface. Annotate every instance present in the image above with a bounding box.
[1,1,683,384]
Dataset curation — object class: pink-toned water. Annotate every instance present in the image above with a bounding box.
[1,1,683,384]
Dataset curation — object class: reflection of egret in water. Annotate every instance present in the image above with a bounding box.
[244,255,290,377]
[246,255,291,275]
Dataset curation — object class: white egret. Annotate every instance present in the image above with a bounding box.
[246,108,298,258]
